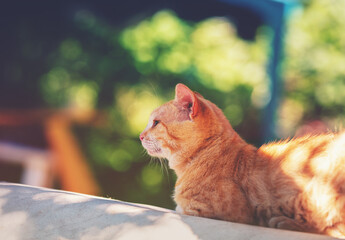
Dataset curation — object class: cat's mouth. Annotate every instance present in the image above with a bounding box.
[141,139,162,156]
[147,147,162,155]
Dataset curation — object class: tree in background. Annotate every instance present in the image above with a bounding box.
[281,0,345,136]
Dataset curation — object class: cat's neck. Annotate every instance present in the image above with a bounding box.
[170,130,253,178]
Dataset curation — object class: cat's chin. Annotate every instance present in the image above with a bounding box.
[141,139,163,157]
[142,144,163,157]
[146,148,162,157]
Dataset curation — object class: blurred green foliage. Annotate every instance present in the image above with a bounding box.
[281,0,345,136]
[9,0,345,208]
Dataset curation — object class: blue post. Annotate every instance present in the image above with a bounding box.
[218,0,298,143]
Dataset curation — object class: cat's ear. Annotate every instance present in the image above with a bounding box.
[175,83,199,119]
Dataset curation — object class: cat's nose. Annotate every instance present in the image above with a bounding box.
[139,134,144,141]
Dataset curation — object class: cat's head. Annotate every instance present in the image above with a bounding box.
[140,83,233,169]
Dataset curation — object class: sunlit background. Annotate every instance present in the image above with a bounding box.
[0,0,344,209]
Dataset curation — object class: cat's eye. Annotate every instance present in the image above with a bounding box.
[152,120,160,128]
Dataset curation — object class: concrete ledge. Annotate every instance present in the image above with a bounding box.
[0,183,335,240]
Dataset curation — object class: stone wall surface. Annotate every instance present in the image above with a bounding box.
[0,183,336,240]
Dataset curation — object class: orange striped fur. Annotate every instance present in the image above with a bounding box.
[140,83,345,238]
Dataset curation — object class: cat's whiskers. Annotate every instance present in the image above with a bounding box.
[160,157,171,184]
[140,148,148,157]
[146,155,171,184]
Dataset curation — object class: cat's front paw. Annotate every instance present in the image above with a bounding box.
[268,216,306,232]
[176,205,201,216]
[184,208,202,216]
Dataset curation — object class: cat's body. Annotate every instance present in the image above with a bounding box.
[140,83,345,238]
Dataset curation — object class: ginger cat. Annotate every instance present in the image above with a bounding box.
[140,83,345,238]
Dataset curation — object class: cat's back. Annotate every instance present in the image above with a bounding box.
[258,130,345,187]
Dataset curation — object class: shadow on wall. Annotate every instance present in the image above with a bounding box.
[0,183,198,239]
